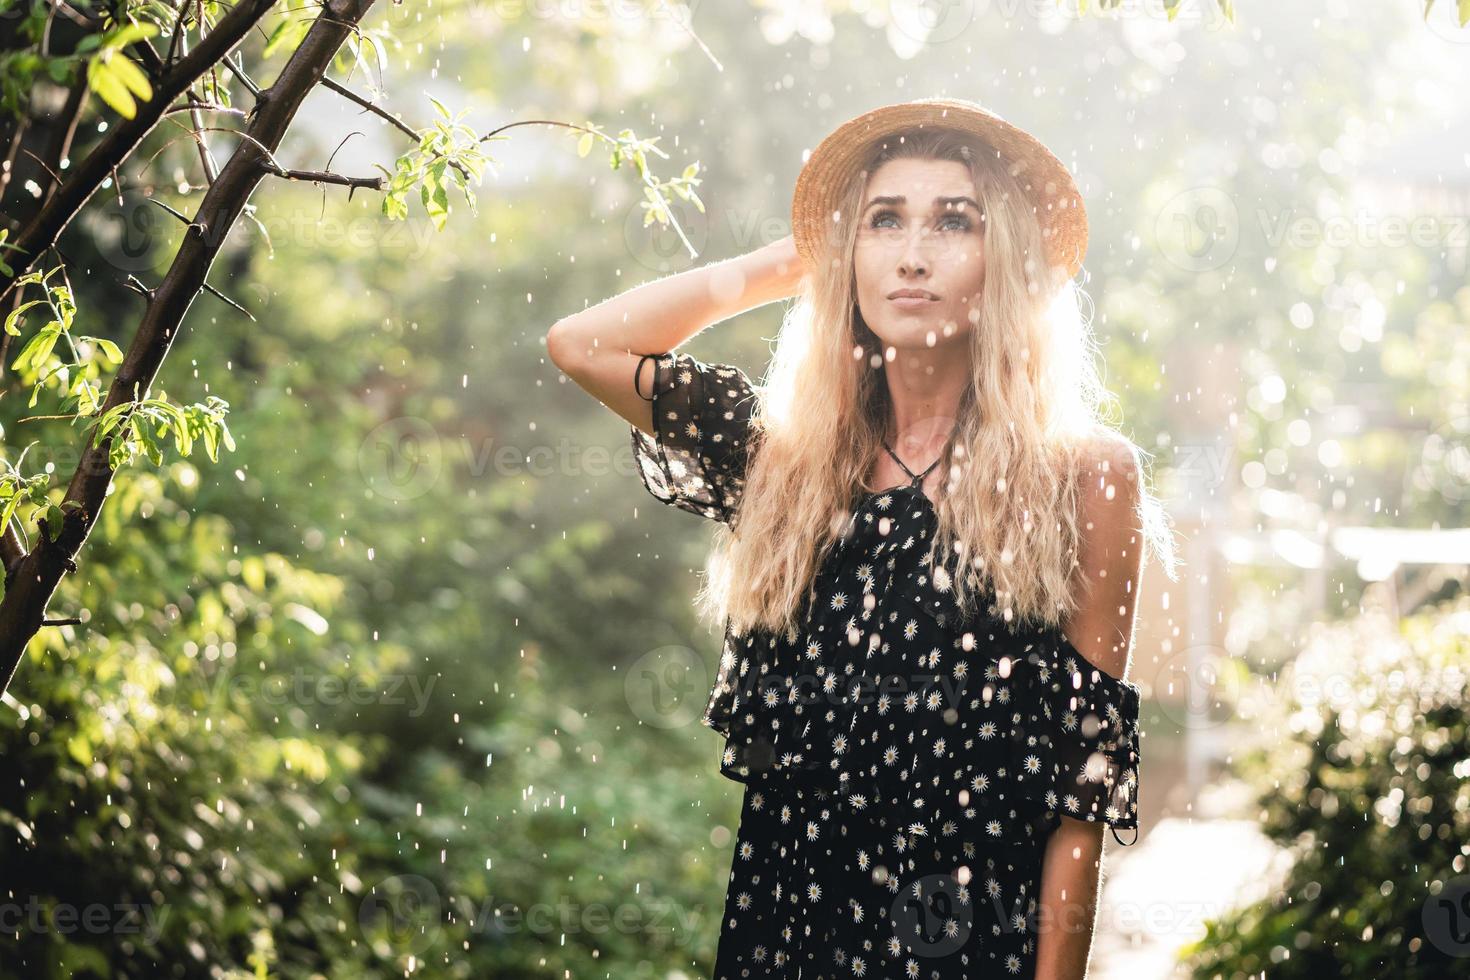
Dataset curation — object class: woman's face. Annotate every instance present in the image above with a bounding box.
[852,156,985,352]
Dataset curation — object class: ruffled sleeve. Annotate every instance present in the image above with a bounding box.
[1008,633,1143,845]
[629,351,758,527]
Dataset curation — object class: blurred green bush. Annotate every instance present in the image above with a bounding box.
[1180,595,1470,978]
[0,461,735,978]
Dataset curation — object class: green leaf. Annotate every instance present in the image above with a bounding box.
[0,488,28,541]
[44,502,64,540]
[106,23,161,49]
[4,299,43,337]
[263,16,312,58]
[88,58,138,119]
[93,404,127,440]
[95,337,123,363]
[422,160,450,231]
[172,408,194,457]
[109,53,153,103]
[141,425,163,466]
[160,398,188,431]
[381,191,408,221]
[12,321,61,374]
[76,383,101,417]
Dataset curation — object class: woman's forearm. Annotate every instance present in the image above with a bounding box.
[1033,820,1106,979]
[551,237,803,361]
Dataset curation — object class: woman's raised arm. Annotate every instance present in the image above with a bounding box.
[547,235,804,436]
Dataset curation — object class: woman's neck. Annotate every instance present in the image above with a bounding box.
[880,347,967,450]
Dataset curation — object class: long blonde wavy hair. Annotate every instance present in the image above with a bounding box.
[699,126,1180,641]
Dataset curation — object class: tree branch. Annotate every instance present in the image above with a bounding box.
[0,0,382,699]
[0,0,280,307]
[264,164,386,190]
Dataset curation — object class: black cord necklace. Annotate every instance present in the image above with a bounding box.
[880,439,946,489]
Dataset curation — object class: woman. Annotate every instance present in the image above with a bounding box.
[549,98,1179,980]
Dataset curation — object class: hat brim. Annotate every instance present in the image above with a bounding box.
[790,98,1088,281]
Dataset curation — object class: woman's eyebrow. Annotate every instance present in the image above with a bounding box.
[862,194,981,214]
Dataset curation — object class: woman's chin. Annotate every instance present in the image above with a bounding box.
[874,323,968,352]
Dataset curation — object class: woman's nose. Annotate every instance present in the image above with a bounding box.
[899,228,933,276]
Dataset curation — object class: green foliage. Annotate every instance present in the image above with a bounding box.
[0,265,236,552]
[262,6,318,60]
[585,124,706,230]
[0,229,23,278]
[83,21,158,120]
[378,99,488,231]
[0,452,51,553]
[5,267,119,413]
[1179,597,1470,977]
[0,193,741,973]
[90,393,237,470]
[0,1,75,115]
[378,105,704,249]
[0,2,263,122]
[0,455,734,977]
[0,4,158,120]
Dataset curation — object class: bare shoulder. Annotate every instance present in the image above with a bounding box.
[1064,426,1146,679]
[1074,425,1142,492]
[1072,428,1144,585]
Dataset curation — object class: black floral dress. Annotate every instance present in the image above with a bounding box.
[629,351,1143,979]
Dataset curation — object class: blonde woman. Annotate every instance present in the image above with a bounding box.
[549,98,1180,980]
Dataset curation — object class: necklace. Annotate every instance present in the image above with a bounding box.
[880,439,946,489]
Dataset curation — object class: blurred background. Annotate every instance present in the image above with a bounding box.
[2,1,1469,977]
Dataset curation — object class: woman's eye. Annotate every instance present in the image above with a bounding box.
[867,210,974,231]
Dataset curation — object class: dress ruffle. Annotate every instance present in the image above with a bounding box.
[628,351,758,527]
[1007,633,1143,845]
[696,485,1145,848]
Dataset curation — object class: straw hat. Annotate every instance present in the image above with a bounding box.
[790,97,1088,280]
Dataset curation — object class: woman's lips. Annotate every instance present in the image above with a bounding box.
[888,295,939,309]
